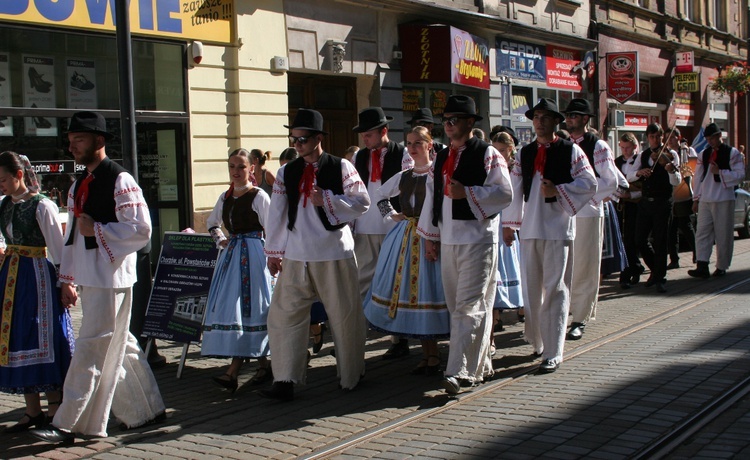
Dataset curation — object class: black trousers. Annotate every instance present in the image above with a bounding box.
[618,201,643,283]
[668,211,696,263]
[636,197,673,282]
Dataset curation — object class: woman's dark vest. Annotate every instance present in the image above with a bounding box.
[65,157,125,249]
[222,188,263,234]
[520,138,575,202]
[355,141,405,211]
[700,143,732,182]
[398,170,427,219]
[431,136,493,226]
[639,147,673,199]
[284,152,345,231]
[0,194,46,247]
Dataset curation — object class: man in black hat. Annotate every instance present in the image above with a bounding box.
[352,107,413,359]
[664,127,696,270]
[31,111,165,444]
[562,98,618,341]
[628,123,681,293]
[417,95,513,394]
[502,98,597,374]
[260,109,370,401]
[688,123,745,278]
[407,108,446,156]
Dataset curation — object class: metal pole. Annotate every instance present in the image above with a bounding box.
[115,0,137,177]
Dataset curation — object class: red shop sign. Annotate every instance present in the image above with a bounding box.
[606,52,639,103]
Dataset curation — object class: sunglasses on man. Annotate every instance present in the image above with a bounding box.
[442,116,472,126]
[289,135,313,144]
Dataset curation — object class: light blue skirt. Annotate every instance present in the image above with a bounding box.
[201,232,272,358]
[494,236,524,310]
[363,219,450,339]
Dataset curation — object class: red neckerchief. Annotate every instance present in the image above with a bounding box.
[442,146,460,196]
[224,183,235,200]
[299,162,316,207]
[74,173,94,218]
[371,148,383,182]
[534,143,548,175]
[709,147,718,164]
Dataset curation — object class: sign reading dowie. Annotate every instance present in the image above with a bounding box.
[142,232,219,343]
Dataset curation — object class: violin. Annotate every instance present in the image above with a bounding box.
[650,145,675,167]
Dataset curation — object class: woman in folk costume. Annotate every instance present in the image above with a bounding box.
[363,126,449,375]
[489,131,524,347]
[202,148,274,392]
[0,151,73,433]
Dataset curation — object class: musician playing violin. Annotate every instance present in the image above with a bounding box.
[665,127,696,269]
[629,123,681,293]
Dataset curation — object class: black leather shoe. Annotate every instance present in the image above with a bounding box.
[667,260,680,270]
[657,281,667,293]
[29,425,75,445]
[4,411,46,433]
[442,376,461,395]
[644,275,656,287]
[381,339,409,360]
[688,261,711,279]
[713,269,726,277]
[538,359,559,374]
[566,322,585,340]
[259,381,294,401]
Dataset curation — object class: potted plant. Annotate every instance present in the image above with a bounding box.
[709,61,750,96]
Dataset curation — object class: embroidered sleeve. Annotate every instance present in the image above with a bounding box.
[264,165,289,257]
[464,146,513,220]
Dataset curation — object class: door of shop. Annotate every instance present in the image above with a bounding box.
[136,122,190,265]
[288,73,359,156]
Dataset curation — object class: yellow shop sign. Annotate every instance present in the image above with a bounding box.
[0,0,233,44]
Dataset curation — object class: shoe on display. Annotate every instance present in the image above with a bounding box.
[28,67,53,93]
[70,72,95,91]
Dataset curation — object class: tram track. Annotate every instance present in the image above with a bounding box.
[304,277,750,459]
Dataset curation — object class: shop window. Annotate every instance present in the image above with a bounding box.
[0,26,185,113]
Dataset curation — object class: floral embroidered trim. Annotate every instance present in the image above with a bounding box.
[323,191,341,225]
[116,202,148,212]
[416,225,439,239]
[95,223,115,263]
[59,274,75,282]
[115,187,141,197]
[503,220,522,227]
[559,187,576,214]
[264,249,285,257]
[467,187,487,219]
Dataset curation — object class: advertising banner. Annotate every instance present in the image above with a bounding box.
[674,92,694,127]
[450,27,490,90]
[142,232,219,344]
[66,59,97,109]
[22,55,57,137]
[546,45,581,91]
[606,52,639,103]
[0,54,11,136]
[496,39,546,83]
[0,0,232,44]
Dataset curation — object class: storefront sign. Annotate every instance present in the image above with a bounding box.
[400,25,490,90]
[66,59,97,109]
[675,51,694,73]
[606,52,639,103]
[674,72,699,92]
[431,90,449,118]
[22,55,57,137]
[402,88,424,112]
[142,232,219,343]
[0,0,232,44]
[0,54,11,136]
[546,45,581,91]
[624,113,648,128]
[496,39,546,83]
[674,92,694,127]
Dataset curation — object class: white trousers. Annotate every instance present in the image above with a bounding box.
[522,239,573,365]
[53,287,165,436]
[354,233,385,302]
[695,200,735,270]
[441,243,497,382]
[268,258,366,389]
[570,216,603,324]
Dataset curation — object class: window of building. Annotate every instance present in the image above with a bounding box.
[712,0,727,31]
[684,0,701,22]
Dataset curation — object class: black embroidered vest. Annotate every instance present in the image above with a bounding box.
[65,157,126,249]
[639,147,673,199]
[431,136,492,226]
[355,140,405,212]
[0,194,46,247]
[222,188,263,234]
[520,138,575,202]
[575,132,600,178]
[398,170,427,219]
[700,143,732,182]
[284,152,345,231]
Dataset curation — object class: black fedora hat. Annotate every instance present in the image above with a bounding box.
[66,111,113,140]
[285,109,327,134]
[563,98,594,116]
[407,108,435,125]
[525,98,564,123]
[491,126,519,147]
[443,95,483,121]
[353,107,393,133]
[704,122,722,138]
